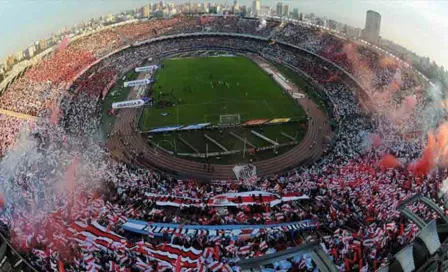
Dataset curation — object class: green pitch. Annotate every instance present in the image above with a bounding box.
[139,56,305,131]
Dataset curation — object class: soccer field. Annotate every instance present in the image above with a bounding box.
[139,56,305,131]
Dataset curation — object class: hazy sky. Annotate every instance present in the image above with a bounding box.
[0,0,447,68]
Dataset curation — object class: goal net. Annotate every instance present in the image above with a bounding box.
[219,114,241,125]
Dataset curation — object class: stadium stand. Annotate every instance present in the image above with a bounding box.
[0,15,444,272]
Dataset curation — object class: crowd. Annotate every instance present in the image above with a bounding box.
[0,114,29,157]
[0,15,444,272]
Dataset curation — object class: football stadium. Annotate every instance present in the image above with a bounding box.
[0,4,447,272]
[137,54,310,165]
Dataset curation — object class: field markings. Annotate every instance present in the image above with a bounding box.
[263,100,275,115]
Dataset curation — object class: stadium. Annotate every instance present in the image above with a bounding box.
[0,11,447,272]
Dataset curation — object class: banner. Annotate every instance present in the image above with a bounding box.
[112,98,149,109]
[181,123,211,130]
[149,125,183,133]
[144,191,309,208]
[292,93,305,99]
[269,118,291,124]
[132,243,203,269]
[69,221,130,251]
[244,119,268,126]
[233,164,257,183]
[123,78,152,87]
[122,219,319,238]
[135,65,159,73]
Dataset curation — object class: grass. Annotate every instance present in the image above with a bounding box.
[139,56,305,131]
[101,71,139,137]
[148,121,307,164]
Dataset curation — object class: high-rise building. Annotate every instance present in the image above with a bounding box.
[143,5,150,17]
[200,2,208,13]
[252,0,260,16]
[39,39,48,51]
[292,8,299,19]
[233,0,240,12]
[4,55,15,71]
[259,5,271,17]
[27,45,36,58]
[362,10,381,44]
[15,51,23,62]
[240,5,248,16]
[283,4,289,16]
[276,2,283,16]
[328,19,337,30]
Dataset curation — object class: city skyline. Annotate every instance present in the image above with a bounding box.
[0,0,447,69]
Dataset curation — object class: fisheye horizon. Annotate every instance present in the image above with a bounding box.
[1,0,447,70]
[0,0,448,271]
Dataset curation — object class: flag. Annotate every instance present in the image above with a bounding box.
[259,240,268,251]
[58,260,65,272]
[237,211,247,222]
[239,245,251,255]
[175,255,181,272]
[222,264,233,272]
[197,257,206,272]
[214,244,220,260]
[203,247,214,260]
[109,261,120,271]
[135,257,152,271]
[207,261,223,272]
[386,222,396,231]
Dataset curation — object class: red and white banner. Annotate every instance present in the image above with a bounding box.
[144,191,309,208]
[68,221,130,251]
[132,243,203,269]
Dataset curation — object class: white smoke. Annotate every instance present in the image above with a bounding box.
[0,121,109,256]
[256,18,267,31]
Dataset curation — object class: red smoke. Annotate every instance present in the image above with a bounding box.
[379,56,398,69]
[409,133,436,175]
[64,155,79,192]
[409,123,448,175]
[379,154,401,169]
[49,99,60,125]
[369,133,382,148]
[58,36,70,53]
[390,95,417,123]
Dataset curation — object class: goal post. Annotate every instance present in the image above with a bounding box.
[219,114,241,125]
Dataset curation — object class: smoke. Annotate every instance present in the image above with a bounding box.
[390,95,417,123]
[409,121,448,175]
[359,131,382,152]
[0,121,108,258]
[49,99,60,125]
[379,154,401,169]
[57,36,70,54]
[379,56,398,69]
[256,18,267,31]
[420,83,445,133]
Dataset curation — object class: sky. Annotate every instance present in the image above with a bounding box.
[0,0,447,68]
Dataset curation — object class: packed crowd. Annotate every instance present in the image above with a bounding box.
[0,15,444,272]
[0,114,29,157]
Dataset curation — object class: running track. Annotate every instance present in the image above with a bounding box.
[106,52,331,180]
